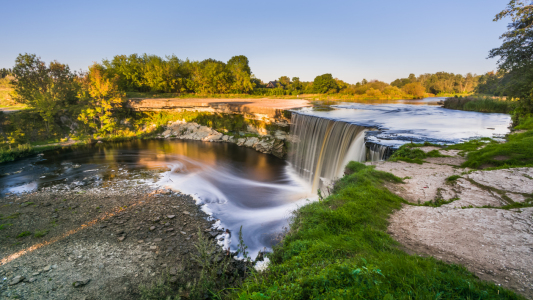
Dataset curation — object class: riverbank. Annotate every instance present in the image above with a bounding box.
[235,162,525,299]
[0,173,235,299]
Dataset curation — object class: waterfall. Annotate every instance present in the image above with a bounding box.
[366,142,394,162]
[288,113,367,192]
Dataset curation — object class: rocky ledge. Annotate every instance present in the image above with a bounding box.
[159,120,288,159]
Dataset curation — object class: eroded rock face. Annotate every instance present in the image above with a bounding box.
[160,121,288,158]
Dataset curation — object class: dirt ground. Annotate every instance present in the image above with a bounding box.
[0,178,223,299]
[367,147,533,298]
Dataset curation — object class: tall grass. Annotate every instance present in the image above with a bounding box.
[443,96,513,113]
[0,144,35,163]
[236,162,523,299]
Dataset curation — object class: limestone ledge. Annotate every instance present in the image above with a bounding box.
[159,120,287,158]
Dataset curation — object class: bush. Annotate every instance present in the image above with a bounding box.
[443,96,513,113]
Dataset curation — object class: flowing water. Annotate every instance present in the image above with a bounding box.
[0,99,512,256]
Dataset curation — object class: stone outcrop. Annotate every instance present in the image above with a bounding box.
[159,120,288,158]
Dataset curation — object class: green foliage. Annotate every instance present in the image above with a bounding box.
[392,72,479,95]
[0,144,34,163]
[16,231,31,238]
[237,225,250,261]
[11,54,79,136]
[443,96,513,113]
[313,74,338,94]
[237,163,521,299]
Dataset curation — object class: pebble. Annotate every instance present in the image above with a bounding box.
[154,238,162,242]
[183,211,190,215]
[167,215,175,219]
[137,240,144,243]
[149,226,156,231]
[180,231,187,235]
[73,279,91,287]
[9,276,25,286]
[43,265,51,272]
[118,236,126,242]
[32,272,40,276]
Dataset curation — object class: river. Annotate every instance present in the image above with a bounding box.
[0,98,512,256]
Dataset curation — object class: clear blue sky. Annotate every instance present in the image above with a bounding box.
[0,0,509,84]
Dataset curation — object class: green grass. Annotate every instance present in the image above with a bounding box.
[0,223,12,230]
[462,129,533,169]
[443,96,514,113]
[16,231,31,238]
[236,162,522,299]
[34,230,49,238]
[445,175,462,183]
[389,143,446,164]
[0,212,21,220]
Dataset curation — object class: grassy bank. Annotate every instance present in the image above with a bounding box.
[236,162,521,299]
[0,144,63,164]
[443,96,513,113]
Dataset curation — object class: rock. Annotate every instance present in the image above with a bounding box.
[51,264,57,269]
[236,138,246,146]
[28,278,36,283]
[32,272,40,276]
[116,230,124,235]
[9,276,25,285]
[271,139,286,159]
[149,226,156,231]
[167,215,175,219]
[137,240,144,243]
[165,228,174,232]
[183,211,190,215]
[244,137,259,147]
[43,265,51,272]
[180,231,187,235]
[73,279,91,287]
[154,238,162,242]
[118,236,126,242]
[150,246,157,251]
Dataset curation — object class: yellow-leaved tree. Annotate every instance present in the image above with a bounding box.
[78,63,125,136]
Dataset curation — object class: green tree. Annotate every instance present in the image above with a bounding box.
[226,55,254,93]
[11,54,78,136]
[78,63,125,135]
[313,73,338,93]
[402,82,426,99]
[489,0,533,124]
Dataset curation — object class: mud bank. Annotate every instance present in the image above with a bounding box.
[0,176,229,299]
[368,147,533,298]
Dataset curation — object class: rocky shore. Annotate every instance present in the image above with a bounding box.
[159,120,288,158]
[0,176,238,300]
[369,147,533,298]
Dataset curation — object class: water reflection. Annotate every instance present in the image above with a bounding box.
[0,140,311,256]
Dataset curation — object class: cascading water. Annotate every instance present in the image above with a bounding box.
[288,113,368,192]
[366,142,394,162]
